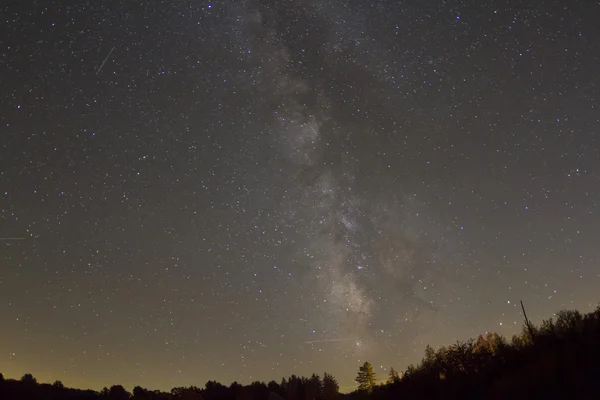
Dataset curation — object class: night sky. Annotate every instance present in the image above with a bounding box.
[1,0,600,393]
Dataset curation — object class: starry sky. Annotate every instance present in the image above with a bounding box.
[1,0,600,393]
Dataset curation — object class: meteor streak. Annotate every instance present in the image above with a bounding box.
[305,337,358,344]
[96,46,115,75]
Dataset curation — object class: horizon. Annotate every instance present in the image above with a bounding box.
[3,301,598,394]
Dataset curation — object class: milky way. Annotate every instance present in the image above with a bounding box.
[1,0,600,392]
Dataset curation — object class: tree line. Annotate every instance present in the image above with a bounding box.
[0,371,339,400]
[350,304,600,399]
[2,303,600,399]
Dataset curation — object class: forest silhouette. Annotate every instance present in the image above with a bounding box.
[2,303,599,400]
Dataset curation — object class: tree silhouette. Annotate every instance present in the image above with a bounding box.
[53,380,65,389]
[108,384,131,400]
[356,362,376,392]
[20,373,36,385]
[285,375,300,400]
[132,386,146,398]
[267,380,280,393]
[306,373,322,400]
[248,381,268,400]
[387,367,400,384]
[322,373,339,400]
[171,386,204,400]
[403,364,416,379]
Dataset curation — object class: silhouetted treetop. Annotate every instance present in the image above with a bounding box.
[20,374,36,385]
[355,362,376,392]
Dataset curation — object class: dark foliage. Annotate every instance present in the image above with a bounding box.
[364,305,600,400]
[0,372,338,400]
[1,305,599,400]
